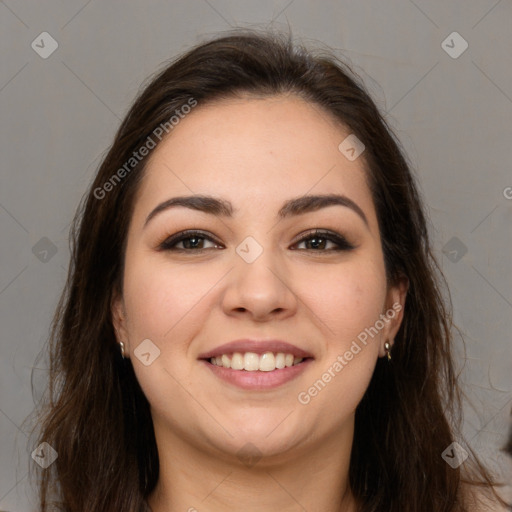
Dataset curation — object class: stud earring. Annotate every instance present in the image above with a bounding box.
[384,341,392,362]
[119,341,126,359]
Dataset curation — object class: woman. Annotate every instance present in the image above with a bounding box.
[31,30,509,511]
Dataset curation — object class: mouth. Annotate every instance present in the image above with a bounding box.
[200,352,314,392]
[198,339,314,390]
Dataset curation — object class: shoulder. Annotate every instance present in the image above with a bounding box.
[462,483,511,512]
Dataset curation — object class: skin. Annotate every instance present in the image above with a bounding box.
[112,94,408,512]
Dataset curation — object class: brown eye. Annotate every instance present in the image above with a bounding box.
[158,229,355,253]
[159,230,223,252]
[292,229,355,252]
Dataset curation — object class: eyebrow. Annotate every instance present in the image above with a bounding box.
[144,193,369,228]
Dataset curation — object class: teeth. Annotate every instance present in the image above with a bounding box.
[259,352,275,372]
[231,352,244,370]
[244,352,260,371]
[221,354,231,367]
[209,352,305,371]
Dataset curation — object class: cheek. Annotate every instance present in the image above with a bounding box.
[121,256,215,427]
[122,248,388,351]
[298,256,388,346]
[122,255,214,343]
[294,258,387,420]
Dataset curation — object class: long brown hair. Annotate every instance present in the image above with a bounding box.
[29,29,508,511]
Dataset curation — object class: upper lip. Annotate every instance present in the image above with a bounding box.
[198,339,314,360]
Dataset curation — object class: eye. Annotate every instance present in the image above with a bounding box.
[292,229,355,252]
[158,230,223,252]
[158,228,355,253]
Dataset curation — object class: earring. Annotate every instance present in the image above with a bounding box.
[119,341,126,359]
[384,341,392,362]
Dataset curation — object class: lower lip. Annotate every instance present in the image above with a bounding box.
[201,359,313,390]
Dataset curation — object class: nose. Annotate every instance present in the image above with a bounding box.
[221,245,298,322]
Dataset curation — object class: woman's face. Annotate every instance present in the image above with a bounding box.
[113,94,406,463]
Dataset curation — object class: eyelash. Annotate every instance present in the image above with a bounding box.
[158,229,356,253]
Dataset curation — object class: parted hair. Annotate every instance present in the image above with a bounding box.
[29,29,508,511]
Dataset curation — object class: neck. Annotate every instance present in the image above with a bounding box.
[147,414,359,512]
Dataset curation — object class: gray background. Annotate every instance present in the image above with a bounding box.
[1,0,511,509]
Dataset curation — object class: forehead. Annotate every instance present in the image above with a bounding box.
[133,94,376,225]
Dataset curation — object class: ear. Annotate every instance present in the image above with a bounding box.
[379,274,409,358]
[111,290,130,357]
